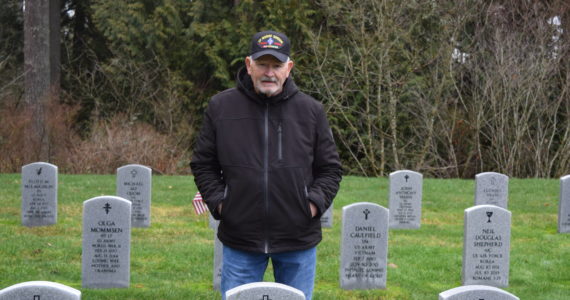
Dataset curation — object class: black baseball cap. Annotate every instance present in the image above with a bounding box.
[249,30,291,62]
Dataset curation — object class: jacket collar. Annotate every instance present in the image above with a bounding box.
[236,67,299,105]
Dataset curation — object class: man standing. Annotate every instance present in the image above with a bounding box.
[190,30,342,300]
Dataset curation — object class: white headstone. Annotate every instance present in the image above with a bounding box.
[0,281,81,300]
[213,225,223,290]
[558,175,570,233]
[321,203,333,228]
[463,205,511,287]
[116,164,152,227]
[21,162,58,226]
[439,285,519,300]
[209,214,220,229]
[82,196,131,288]
[226,282,305,300]
[389,170,422,229]
[475,172,509,208]
[340,202,389,289]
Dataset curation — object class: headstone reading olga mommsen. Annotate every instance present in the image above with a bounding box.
[0,281,81,300]
[475,172,509,208]
[340,202,389,290]
[225,282,305,300]
[116,164,152,227]
[82,196,131,288]
[558,175,570,233]
[462,205,511,288]
[389,170,422,229]
[439,285,519,300]
[21,162,58,227]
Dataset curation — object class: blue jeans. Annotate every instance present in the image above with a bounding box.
[221,245,316,300]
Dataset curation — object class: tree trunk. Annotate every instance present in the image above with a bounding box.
[24,0,60,162]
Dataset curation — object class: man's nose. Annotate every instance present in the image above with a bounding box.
[263,67,275,76]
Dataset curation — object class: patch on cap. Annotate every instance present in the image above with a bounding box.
[257,34,285,50]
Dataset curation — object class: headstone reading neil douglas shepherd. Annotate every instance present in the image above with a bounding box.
[462,205,511,287]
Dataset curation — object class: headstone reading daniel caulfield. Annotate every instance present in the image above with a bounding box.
[21,162,58,227]
[116,164,151,227]
[340,202,389,290]
[462,205,511,288]
[0,281,81,300]
[82,196,131,288]
[389,170,422,229]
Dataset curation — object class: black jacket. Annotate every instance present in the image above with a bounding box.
[191,68,342,253]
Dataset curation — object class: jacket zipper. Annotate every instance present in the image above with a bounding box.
[277,122,283,162]
[263,103,270,253]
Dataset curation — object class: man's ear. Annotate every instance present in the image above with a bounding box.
[245,56,253,75]
[285,59,294,77]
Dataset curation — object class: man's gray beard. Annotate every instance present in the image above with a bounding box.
[257,77,279,97]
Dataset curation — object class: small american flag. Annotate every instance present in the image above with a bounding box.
[192,191,209,215]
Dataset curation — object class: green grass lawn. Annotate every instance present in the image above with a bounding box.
[1,174,569,299]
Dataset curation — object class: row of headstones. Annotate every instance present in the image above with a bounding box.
[0,279,521,299]
[224,281,521,299]
[22,161,337,229]
[21,163,570,233]
[16,189,518,296]
[21,162,152,228]
[20,162,149,288]
[206,170,517,298]
[206,204,515,298]
[340,202,512,288]
[208,170,568,292]
[15,164,568,296]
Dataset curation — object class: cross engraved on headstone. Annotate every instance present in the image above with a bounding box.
[404,174,409,182]
[363,209,371,220]
[130,169,138,178]
[260,295,272,300]
[34,296,40,300]
[103,203,112,214]
[486,211,493,223]
[490,177,496,185]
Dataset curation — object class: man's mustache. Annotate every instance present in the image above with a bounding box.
[260,77,277,82]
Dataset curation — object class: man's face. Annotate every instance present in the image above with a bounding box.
[245,55,294,97]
